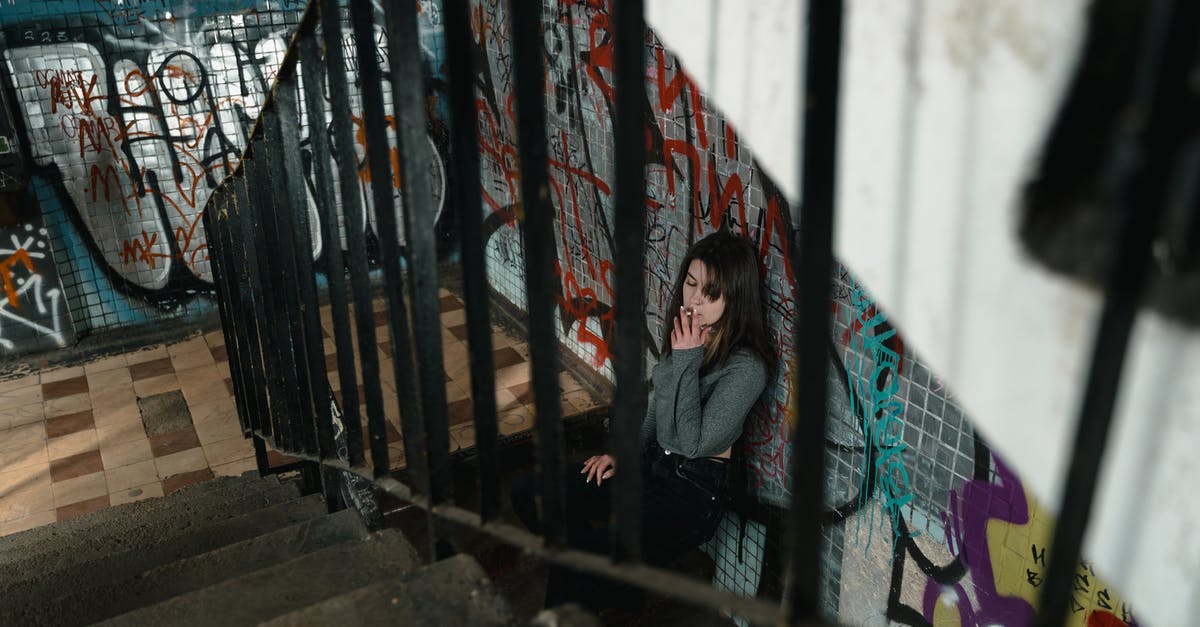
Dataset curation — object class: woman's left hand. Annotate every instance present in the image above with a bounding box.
[671,306,710,350]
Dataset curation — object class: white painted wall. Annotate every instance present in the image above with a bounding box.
[647,1,1200,625]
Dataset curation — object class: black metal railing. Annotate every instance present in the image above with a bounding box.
[199,0,1198,625]
[201,0,839,622]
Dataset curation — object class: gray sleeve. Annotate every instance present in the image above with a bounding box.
[662,348,767,458]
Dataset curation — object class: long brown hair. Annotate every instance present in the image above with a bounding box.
[659,231,774,374]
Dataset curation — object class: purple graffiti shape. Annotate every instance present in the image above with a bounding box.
[923,456,1033,625]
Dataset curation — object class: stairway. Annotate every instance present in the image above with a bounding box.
[0,471,516,626]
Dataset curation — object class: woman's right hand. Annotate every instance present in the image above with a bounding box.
[581,454,616,485]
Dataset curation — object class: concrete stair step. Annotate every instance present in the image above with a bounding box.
[99,527,421,626]
[0,492,329,618]
[260,553,513,627]
[0,474,301,586]
[3,507,367,626]
[0,472,276,559]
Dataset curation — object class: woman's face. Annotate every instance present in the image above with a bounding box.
[682,259,726,329]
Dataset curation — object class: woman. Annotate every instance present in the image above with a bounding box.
[511,230,774,611]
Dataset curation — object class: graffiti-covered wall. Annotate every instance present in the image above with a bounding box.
[467,1,1141,625]
[0,0,450,357]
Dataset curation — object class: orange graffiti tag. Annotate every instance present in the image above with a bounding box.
[0,249,35,310]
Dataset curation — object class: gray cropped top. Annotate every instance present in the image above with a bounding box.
[638,346,768,459]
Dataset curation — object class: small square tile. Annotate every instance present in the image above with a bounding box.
[41,366,85,384]
[44,393,92,419]
[43,375,89,401]
[83,354,128,374]
[126,345,168,365]
[448,324,469,341]
[0,402,44,428]
[46,410,95,439]
[167,337,208,358]
[0,374,40,395]
[493,347,525,370]
[3,421,47,448]
[47,429,99,460]
[211,457,256,478]
[155,447,208,478]
[0,463,51,494]
[129,358,175,382]
[1,510,56,536]
[162,468,214,495]
[96,415,147,448]
[210,345,228,363]
[106,460,159,492]
[100,438,154,469]
[495,362,532,389]
[110,481,164,506]
[49,449,104,483]
[0,441,48,472]
[0,381,41,406]
[52,471,108,507]
[204,331,225,347]
[171,348,216,371]
[94,401,141,429]
[149,427,201,457]
[203,436,254,467]
[87,367,133,390]
[440,308,466,327]
[56,494,110,522]
[91,386,138,419]
[133,373,180,397]
[439,294,463,312]
[189,397,238,425]
[195,415,244,445]
[447,398,473,426]
[508,382,534,406]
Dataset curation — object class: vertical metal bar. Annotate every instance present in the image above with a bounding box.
[508,0,567,548]
[274,57,335,460]
[261,104,318,455]
[787,0,844,621]
[206,187,255,436]
[300,12,359,465]
[349,0,427,480]
[1036,0,1196,624]
[242,141,295,452]
[383,0,452,507]
[318,0,371,468]
[443,0,500,522]
[230,173,274,442]
[611,0,647,563]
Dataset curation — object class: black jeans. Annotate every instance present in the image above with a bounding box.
[511,443,729,611]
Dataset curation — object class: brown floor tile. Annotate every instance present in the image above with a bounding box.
[56,494,110,522]
[508,381,534,406]
[162,468,214,495]
[41,366,84,384]
[448,324,469,341]
[439,294,463,312]
[447,398,473,426]
[110,481,164,506]
[47,429,99,461]
[265,449,300,467]
[49,449,104,483]
[42,376,89,401]
[493,347,525,370]
[373,310,389,327]
[224,378,234,396]
[129,358,175,382]
[45,410,95,439]
[210,345,228,363]
[149,427,201,457]
[44,393,92,419]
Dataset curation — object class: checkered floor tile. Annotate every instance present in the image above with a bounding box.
[0,288,602,538]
